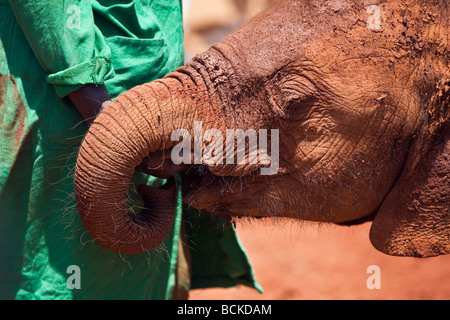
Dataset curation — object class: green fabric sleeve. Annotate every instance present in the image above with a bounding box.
[8,0,115,97]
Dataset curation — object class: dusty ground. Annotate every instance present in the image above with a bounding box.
[189,220,450,300]
[184,0,450,300]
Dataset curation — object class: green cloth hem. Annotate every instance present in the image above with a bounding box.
[165,175,184,300]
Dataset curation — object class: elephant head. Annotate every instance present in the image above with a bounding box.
[74,0,449,257]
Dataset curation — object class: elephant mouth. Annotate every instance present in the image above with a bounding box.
[179,163,264,217]
[180,164,226,209]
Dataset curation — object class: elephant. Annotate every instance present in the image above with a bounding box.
[74,0,449,258]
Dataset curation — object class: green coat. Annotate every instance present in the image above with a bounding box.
[0,0,261,300]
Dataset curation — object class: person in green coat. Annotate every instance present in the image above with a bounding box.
[0,0,261,300]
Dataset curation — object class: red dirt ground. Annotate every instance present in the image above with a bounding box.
[189,220,450,300]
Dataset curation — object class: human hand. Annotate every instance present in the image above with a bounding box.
[68,84,111,125]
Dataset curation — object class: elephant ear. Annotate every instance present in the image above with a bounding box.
[369,124,449,258]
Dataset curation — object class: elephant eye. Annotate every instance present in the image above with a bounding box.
[280,96,319,121]
[276,72,320,121]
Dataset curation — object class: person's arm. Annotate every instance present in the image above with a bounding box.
[68,84,111,125]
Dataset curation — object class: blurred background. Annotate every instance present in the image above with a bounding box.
[181,0,450,300]
[183,0,271,62]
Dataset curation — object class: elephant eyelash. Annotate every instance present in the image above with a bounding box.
[279,95,320,121]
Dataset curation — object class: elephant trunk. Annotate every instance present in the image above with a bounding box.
[74,75,200,254]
